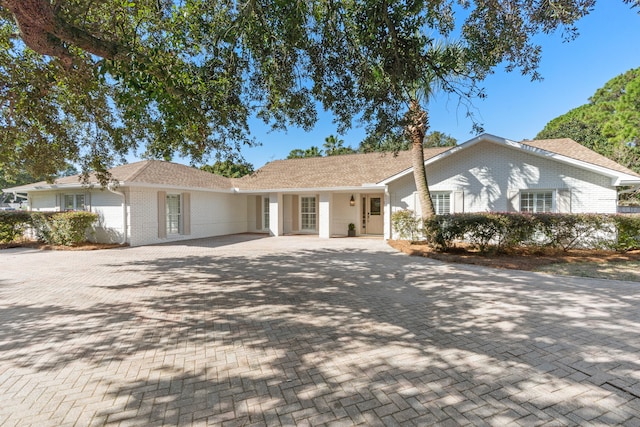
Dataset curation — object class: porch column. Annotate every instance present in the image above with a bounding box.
[383,186,392,240]
[319,192,332,238]
[269,193,284,236]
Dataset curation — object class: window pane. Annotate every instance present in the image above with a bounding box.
[433,193,450,215]
[64,195,74,211]
[166,195,181,234]
[370,197,381,215]
[301,196,316,230]
[520,191,552,213]
[75,195,85,211]
[263,197,270,230]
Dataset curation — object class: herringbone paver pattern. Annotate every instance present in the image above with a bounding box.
[1,235,639,426]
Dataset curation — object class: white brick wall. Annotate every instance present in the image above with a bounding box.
[127,187,249,246]
[90,190,126,243]
[30,193,58,212]
[331,193,360,236]
[389,139,619,221]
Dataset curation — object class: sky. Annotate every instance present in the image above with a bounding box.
[194,2,640,170]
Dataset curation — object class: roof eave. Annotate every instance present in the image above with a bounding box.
[235,184,386,194]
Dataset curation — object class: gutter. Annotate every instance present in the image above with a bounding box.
[107,183,128,245]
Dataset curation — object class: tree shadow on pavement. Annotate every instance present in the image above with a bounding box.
[1,243,639,425]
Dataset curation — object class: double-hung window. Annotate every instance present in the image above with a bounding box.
[300,196,317,231]
[432,192,451,215]
[520,191,553,213]
[64,194,85,211]
[166,194,181,235]
[263,196,270,230]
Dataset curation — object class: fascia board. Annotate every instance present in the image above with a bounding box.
[123,182,236,193]
[234,185,385,194]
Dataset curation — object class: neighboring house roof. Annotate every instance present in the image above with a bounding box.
[232,147,452,191]
[4,160,233,193]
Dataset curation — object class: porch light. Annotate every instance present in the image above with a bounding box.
[350,195,355,206]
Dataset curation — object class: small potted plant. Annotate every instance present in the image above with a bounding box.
[348,223,356,237]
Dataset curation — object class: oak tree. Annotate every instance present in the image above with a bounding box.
[3,0,639,211]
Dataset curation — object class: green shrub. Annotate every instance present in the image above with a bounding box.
[0,210,31,243]
[610,214,640,252]
[31,211,98,246]
[423,214,466,251]
[391,210,422,242]
[533,213,610,251]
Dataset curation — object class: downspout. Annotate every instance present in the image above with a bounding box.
[107,184,128,245]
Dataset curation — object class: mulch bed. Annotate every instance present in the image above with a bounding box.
[388,240,640,271]
[0,241,127,251]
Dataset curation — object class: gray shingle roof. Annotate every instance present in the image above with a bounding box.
[232,147,452,190]
[521,138,640,177]
[4,160,233,192]
[4,137,639,194]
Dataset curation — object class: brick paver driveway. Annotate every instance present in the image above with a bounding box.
[1,235,639,426]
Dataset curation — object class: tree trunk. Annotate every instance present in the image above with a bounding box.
[407,99,435,218]
[2,0,124,67]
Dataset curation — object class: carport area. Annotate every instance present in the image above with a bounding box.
[1,235,639,426]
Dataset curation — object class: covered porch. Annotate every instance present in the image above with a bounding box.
[249,190,390,239]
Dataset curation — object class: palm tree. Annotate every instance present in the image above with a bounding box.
[404,44,467,218]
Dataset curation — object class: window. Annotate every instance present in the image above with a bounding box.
[432,192,451,215]
[300,196,317,230]
[263,196,270,230]
[166,194,181,234]
[64,194,85,211]
[520,191,553,213]
[370,197,381,215]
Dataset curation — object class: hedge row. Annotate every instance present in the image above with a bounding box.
[0,211,98,246]
[391,210,640,253]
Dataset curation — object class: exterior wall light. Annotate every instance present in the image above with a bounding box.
[350,195,355,206]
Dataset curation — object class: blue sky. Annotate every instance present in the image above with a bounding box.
[207,3,640,169]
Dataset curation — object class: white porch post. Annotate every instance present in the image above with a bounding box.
[319,192,332,238]
[383,186,392,240]
[269,193,284,236]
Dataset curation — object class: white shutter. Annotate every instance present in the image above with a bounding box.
[507,190,519,212]
[182,193,191,235]
[557,189,571,213]
[453,191,464,213]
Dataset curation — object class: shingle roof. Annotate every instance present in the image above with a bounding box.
[233,147,452,190]
[5,160,233,192]
[4,136,639,194]
[521,138,640,177]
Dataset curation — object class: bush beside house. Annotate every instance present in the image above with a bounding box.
[0,211,98,246]
[392,210,640,253]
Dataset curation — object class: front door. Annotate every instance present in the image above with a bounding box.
[362,194,384,234]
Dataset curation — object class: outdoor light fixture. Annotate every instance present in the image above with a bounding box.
[350,195,355,206]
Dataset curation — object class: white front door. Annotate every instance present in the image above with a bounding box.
[363,194,384,234]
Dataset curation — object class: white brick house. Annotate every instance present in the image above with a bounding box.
[5,134,640,246]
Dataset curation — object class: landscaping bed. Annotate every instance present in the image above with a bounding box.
[388,239,640,281]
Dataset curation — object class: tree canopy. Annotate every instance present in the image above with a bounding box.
[3,0,639,185]
[536,67,640,174]
[200,159,254,178]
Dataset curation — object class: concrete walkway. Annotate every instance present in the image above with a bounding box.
[1,235,639,426]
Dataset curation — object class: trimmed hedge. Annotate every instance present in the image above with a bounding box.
[31,211,98,246]
[0,211,98,246]
[392,210,640,253]
[0,211,32,243]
